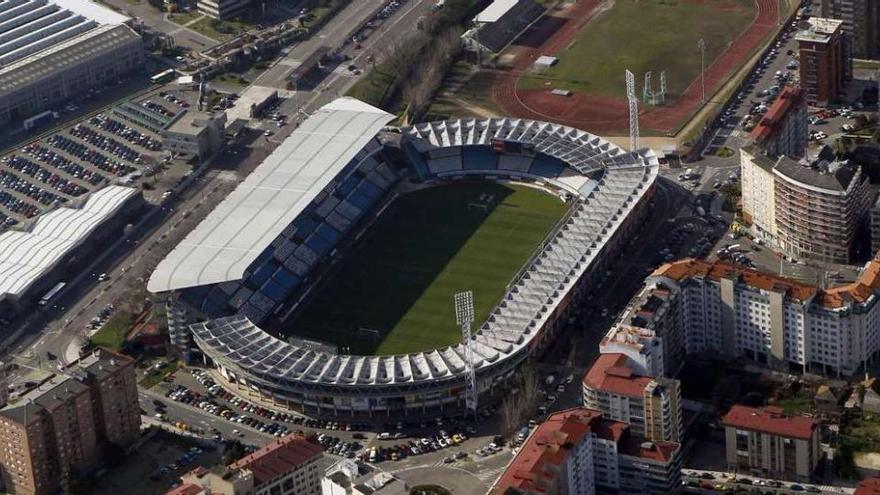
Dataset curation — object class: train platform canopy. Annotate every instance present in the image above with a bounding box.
[148,97,395,294]
[0,185,137,302]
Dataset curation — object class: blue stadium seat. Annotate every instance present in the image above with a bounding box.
[305,233,332,257]
[529,154,566,177]
[315,223,341,244]
[260,279,290,303]
[336,175,361,197]
[357,179,383,199]
[271,267,301,291]
[347,190,376,211]
[462,146,499,170]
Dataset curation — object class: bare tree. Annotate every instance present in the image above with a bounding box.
[500,393,521,439]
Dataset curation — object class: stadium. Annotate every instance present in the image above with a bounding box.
[148,98,659,419]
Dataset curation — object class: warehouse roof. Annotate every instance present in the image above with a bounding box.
[0,23,141,96]
[0,185,136,301]
[148,97,395,293]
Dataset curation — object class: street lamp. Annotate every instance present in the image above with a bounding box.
[698,38,707,103]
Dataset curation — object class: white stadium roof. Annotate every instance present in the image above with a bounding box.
[50,0,129,24]
[0,185,136,301]
[148,98,395,293]
[474,0,520,23]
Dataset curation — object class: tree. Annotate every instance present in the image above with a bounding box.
[222,439,247,464]
[499,394,521,439]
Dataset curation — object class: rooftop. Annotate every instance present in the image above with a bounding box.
[773,153,859,193]
[0,185,137,301]
[750,86,804,144]
[493,408,604,494]
[229,434,323,486]
[148,98,395,293]
[796,17,843,44]
[474,0,524,23]
[722,404,818,440]
[583,353,654,397]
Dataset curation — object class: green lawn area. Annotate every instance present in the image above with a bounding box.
[287,183,568,355]
[139,360,180,389]
[346,62,397,109]
[168,11,202,26]
[189,17,253,41]
[518,0,756,98]
[769,391,814,415]
[90,312,134,351]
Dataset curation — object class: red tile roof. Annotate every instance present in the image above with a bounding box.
[229,434,323,486]
[492,408,604,494]
[750,86,804,144]
[619,436,680,463]
[855,477,880,495]
[722,405,818,440]
[164,484,204,495]
[654,253,880,310]
[583,353,653,397]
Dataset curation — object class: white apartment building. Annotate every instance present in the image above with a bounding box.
[741,145,778,242]
[632,257,880,377]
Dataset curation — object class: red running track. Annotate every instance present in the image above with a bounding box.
[491,0,779,135]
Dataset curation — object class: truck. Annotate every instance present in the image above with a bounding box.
[23,110,58,131]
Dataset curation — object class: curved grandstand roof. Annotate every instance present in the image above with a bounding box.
[0,185,136,301]
[147,98,395,293]
[189,115,659,388]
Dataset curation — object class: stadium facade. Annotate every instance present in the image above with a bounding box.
[0,0,143,125]
[149,98,659,419]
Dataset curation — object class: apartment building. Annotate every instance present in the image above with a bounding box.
[722,405,820,482]
[627,255,880,377]
[490,407,682,495]
[582,353,682,443]
[797,17,852,105]
[0,349,139,495]
[741,145,873,263]
[170,435,324,495]
[821,0,880,59]
[870,195,880,256]
[750,86,808,159]
[322,459,403,495]
[599,324,667,378]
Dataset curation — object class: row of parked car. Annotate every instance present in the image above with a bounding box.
[46,134,136,177]
[0,191,39,218]
[88,114,162,152]
[70,124,144,165]
[0,170,66,207]
[317,433,362,458]
[19,143,107,186]
[165,384,293,439]
[2,157,87,198]
[142,100,178,118]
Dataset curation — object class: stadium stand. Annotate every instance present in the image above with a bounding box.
[149,98,659,419]
[469,0,544,53]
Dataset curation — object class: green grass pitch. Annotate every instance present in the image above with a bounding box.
[518,0,756,98]
[286,182,569,355]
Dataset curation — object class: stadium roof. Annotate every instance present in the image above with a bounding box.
[474,0,520,23]
[148,98,395,293]
[189,117,659,387]
[0,185,136,301]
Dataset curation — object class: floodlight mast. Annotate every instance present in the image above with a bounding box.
[626,70,639,152]
[454,291,478,415]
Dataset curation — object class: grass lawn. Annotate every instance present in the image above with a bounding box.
[91,312,134,351]
[769,391,814,415]
[168,11,202,26]
[189,17,253,41]
[518,0,756,98]
[287,183,568,355]
[346,62,397,109]
[139,360,180,389]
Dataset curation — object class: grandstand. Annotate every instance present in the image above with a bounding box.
[464,0,544,54]
[0,0,142,125]
[149,97,659,419]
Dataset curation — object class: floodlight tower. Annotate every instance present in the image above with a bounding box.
[454,291,478,415]
[698,38,707,103]
[643,71,652,104]
[626,70,639,152]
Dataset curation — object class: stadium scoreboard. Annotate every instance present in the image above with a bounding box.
[491,138,535,156]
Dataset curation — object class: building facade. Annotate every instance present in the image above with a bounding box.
[741,146,872,264]
[722,405,820,482]
[161,111,227,161]
[820,0,880,59]
[490,407,682,495]
[0,350,140,495]
[872,195,880,256]
[197,0,252,20]
[749,86,808,159]
[625,255,880,377]
[582,353,682,443]
[796,17,852,105]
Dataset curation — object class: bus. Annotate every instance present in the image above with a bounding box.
[22,110,58,131]
[38,282,66,306]
[151,69,176,85]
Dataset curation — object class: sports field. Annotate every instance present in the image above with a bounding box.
[518,0,756,98]
[287,182,568,355]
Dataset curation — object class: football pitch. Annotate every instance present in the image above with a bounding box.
[287,182,568,355]
[517,0,756,98]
